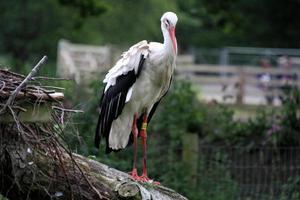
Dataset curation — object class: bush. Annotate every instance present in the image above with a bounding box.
[196,86,300,148]
[197,152,238,200]
[280,176,300,200]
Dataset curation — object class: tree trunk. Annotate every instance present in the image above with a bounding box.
[0,124,188,200]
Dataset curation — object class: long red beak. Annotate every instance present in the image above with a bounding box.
[168,27,177,54]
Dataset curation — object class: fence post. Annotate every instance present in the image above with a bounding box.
[219,48,229,65]
[182,133,199,186]
[237,67,245,104]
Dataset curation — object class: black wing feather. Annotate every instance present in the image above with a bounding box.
[95,55,146,153]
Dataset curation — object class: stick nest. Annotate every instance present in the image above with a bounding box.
[0,66,107,199]
[0,68,64,103]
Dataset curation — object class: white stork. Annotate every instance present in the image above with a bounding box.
[95,12,178,183]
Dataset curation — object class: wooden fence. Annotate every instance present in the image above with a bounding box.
[176,64,300,105]
[57,39,112,84]
[55,39,300,105]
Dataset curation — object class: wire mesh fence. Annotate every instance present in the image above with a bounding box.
[197,145,300,200]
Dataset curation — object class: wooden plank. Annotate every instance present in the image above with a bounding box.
[245,75,300,87]
[178,74,300,87]
[176,54,194,65]
[176,64,300,86]
[244,67,300,76]
[177,64,239,73]
[176,74,238,85]
[177,64,300,75]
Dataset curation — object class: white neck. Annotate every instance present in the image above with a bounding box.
[161,24,177,56]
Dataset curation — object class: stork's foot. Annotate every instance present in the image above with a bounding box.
[129,170,160,184]
[140,174,160,185]
[129,168,141,181]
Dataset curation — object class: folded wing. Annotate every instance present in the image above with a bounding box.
[95,41,149,150]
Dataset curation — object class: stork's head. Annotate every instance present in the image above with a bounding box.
[161,12,178,54]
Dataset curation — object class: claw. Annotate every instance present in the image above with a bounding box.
[140,174,150,182]
[129,168,141,181]
[140,174,160,185]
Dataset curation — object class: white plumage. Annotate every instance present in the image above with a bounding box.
[103,40,150,92]
[95,11,178,182]
[106,41,176,149]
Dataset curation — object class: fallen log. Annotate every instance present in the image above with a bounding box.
[0,126,187,200]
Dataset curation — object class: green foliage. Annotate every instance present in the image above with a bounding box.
[97,0,177,45]
[0,0,107,71]
[272,87,300,147]
[2,0,300,74]
[0,194,8,200]
[176,0,300,48]
[192,86,300,148]
[58,0,108,17]
[150,80,201,143]
[197,153,238,200]
[280,176,300,200]
[62,78,105,155]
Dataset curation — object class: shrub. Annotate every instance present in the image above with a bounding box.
[280,176,300,200]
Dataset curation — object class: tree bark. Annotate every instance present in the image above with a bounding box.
[0,124,188,200]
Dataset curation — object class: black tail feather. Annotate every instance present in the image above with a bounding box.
[95,115,102,148]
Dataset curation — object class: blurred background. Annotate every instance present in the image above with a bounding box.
[1,0,300,199]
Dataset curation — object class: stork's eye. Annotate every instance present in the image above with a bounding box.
[164,19,170,27]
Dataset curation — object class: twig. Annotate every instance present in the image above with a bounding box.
[26,85,56,93]
[60,142,104,200]
[0,80,5,92]
[0,56,48,114]
[8,106,23,133]
[0,103,27,112]
[41,86,66,90]
[32,76,71,81]
[51,106,84,113]
[52,106,84,125]
[50,116,105,200]
[0,69,26,79]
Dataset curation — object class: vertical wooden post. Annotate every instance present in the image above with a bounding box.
[182,133,199,186]
[237,67,245,104]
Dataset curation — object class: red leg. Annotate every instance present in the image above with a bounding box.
[140,114,148,180]
[140,114,160,184]
[129,113,140,180]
